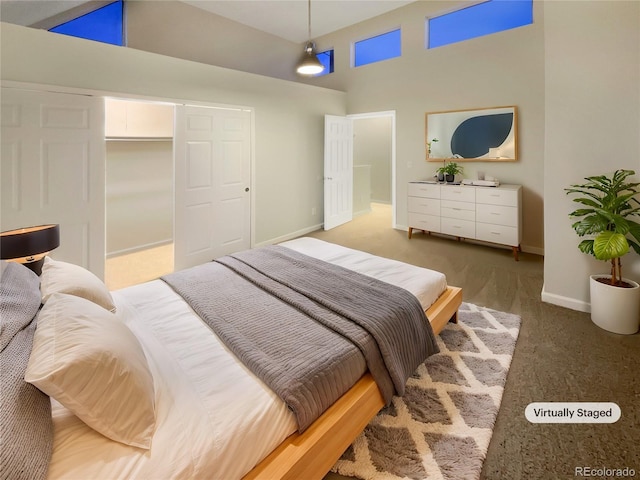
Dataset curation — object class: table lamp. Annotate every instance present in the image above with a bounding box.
[0,224,60,275]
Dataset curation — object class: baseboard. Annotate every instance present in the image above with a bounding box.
[106,238,173,258]
[541,285,591,313]
[255,224,323,247]
[353,208,372,217]
[522,245,544,256]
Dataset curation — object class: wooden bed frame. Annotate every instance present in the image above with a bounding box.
[243,285,463,480]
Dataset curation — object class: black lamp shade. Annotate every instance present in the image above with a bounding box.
[0,224,60,261]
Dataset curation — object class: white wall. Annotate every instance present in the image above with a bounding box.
[542,1,640,311]
[4,0,639,312]
[0,22,347,246]
[120,0,544,252]
[305,0,546,254]
[353,117,392,204]
[126,1,302,83]
[106,141,173,256]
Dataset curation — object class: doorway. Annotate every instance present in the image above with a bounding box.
[323,111,396,232]
[350,111,395,227]
[1,84,254,288]
[104,99,254,289]
[352,115,393,217]
[104,98,175,289]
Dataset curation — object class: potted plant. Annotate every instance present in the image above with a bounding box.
[565,169,640,334]
[436,161,463,183]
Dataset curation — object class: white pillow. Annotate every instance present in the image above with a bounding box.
[40,256,116,312]
[25,293,156,449]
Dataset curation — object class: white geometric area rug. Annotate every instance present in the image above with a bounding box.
[331,302,521,480]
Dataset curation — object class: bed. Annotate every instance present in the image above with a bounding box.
[0,237,462,480]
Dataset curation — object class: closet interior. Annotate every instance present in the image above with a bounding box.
[104,98,175,289]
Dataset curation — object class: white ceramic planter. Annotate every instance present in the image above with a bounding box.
[590,275,640,335]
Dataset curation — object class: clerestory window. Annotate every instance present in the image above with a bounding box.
[427,0,533,49]
[315,49,335,76]
[49,0,124,46]
[353,28,401,67]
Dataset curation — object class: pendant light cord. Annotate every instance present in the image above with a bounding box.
[307,0,311,40]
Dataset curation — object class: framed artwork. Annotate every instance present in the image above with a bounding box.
[426,106,518,162]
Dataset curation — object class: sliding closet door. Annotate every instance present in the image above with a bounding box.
[324,115,353,230]
[1,87,105,277]
[173,105,251,271]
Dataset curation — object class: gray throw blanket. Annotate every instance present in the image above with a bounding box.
[162,246,438,432]
[0,262,53,480]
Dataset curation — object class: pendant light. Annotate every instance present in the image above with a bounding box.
[296,0,324,75]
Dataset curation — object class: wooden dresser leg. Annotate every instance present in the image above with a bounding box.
[408,227,413,239]
[512,246,519,261]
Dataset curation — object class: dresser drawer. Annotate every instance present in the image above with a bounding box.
[476,204,518,227]
[408,212,440,233]
[408,183,440,199]
[441,186,475,203]
[441,200,475,222]
[407,182,522,260]
[441,217,475,238]
[476,188,518,207]
[476,222,519,246]
[408,196,440,216]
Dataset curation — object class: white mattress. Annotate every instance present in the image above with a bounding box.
[47,239,447,479]
[48,280,297,480]
[280,237,447,311]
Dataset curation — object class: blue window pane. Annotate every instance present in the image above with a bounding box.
[315,50,334,76]
[354,29,401,67]
[50,0,124,46]
[428,0,533,49]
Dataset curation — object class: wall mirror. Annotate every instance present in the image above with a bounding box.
[425,106,518,162]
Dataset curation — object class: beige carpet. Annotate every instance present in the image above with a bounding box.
[105,243,173,290]
[314,203,640,480]
[105,204,640,479]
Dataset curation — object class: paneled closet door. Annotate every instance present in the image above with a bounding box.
[173,105,252,271]
[1,87,105,278]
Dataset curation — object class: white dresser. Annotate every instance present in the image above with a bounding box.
[408,182,522,260]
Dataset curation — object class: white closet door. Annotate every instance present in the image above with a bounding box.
[1,87,105,277]
[324,115,353,230]
[174,105,251,271]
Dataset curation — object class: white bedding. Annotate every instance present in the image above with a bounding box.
[280,237,447,310]
[47,238,448,479]
[48,280,297,480]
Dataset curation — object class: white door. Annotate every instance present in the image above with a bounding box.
[1,87,105,277]
[324,115,353,230]
[174,105,251,271]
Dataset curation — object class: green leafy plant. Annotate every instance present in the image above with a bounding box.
[436,161,463,176]
[427,138,438,155]
[565,169,640,286]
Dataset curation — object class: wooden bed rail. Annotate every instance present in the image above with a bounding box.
[243,285,463,480]
[243,374,384,480]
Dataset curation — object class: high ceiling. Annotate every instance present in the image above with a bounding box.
[0,0,416,43]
